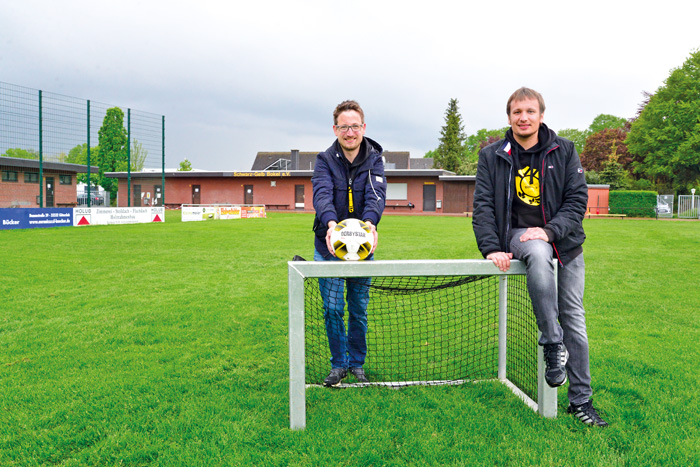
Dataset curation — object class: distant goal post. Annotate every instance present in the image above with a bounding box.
[288,259,557,430]
[180,204,266,221]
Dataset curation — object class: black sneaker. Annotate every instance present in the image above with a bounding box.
[323,368,347,387]
[349,367,369,383]
[543,343,569,387]
[567,401,609,427]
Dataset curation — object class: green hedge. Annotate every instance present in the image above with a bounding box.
[609,190,658,217]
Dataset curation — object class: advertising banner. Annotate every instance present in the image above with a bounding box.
[0,208,73,230]
[219,206,241,220]
[241,206,266,218]
[182,206,220,222]
[181,205,264,221]
[73,207,164,226]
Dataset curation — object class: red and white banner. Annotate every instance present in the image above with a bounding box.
[73,207,164,226]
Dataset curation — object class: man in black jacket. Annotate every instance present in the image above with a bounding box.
[472,87,607,427]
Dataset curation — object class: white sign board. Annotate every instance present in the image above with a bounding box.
[73,207,164,226]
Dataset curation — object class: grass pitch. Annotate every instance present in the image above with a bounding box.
[1,212,699,466]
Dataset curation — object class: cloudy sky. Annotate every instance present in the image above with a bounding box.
[1,0,698,170]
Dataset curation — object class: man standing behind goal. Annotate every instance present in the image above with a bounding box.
[312,100,386,387]
[472,87,608,427]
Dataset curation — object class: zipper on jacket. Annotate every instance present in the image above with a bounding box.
[348,177,354,213]
[505,162,513,252]
[539,145,564,267]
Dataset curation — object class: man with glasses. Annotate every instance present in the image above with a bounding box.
[472,87,608,427]
[312,100,387,387]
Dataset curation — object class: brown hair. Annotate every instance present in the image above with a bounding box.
[333,100,365,125]
[506,87,546,115]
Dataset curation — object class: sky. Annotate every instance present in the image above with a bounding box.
[1,0,699,171]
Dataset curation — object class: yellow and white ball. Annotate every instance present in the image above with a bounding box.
[330,219,373,261]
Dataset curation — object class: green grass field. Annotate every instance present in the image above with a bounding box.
[1,212,699,466]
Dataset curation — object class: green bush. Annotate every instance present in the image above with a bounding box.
[609,190,658,217]
[629,178,654,191]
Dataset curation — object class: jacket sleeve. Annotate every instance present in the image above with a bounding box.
[361,155,386,226]
[472,149,503,258]
[311,154,338,229]
[542,141,588,242]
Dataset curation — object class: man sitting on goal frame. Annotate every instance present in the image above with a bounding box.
[472,87,608,427]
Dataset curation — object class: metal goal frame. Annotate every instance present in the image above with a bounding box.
[288,259,558,430]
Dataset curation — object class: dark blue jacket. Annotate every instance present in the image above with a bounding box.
[312,137,387,257]
[472,135,588,266]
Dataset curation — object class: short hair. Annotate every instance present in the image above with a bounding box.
[333,100,365,125]
[506,87,546,115]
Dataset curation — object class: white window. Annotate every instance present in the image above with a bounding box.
[386,183,407,200]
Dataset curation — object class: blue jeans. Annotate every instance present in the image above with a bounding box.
[314,249,372,369]
[509,228,592,405]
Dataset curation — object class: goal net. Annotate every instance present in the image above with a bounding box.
[288,259,557,430]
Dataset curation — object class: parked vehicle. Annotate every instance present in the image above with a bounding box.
[77,193,104,206]
[656,201,671,214]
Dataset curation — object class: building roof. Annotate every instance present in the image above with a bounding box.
[410,157,434,170]
[251,150,420,171]
[0,156,98,173]
[251,152,318,171]
[105,170,317,179]
[439,174,476,182]
[105,168,457,179]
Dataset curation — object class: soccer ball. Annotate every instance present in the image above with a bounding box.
[330,218,374,261]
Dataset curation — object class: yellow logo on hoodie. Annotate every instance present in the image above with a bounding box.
[515,166,540,206]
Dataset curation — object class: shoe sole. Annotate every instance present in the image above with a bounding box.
[546,375,567,388]
[323,376,346,387]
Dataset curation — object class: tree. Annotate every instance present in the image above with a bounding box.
[65,143,101,185]
[588,114,628,134]
[178,159,193,171]
[627,48,700,193]
[3,148,39,159]
[434,98,465,173]
[130,139,148,172]
[465,127,507,156]
[598,145,630,191]
[461,127,508,175]
[97,107,128,201]
[557,128,587,155]
[580,128,633,173]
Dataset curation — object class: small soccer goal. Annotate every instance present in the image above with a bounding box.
[288,259,557,430]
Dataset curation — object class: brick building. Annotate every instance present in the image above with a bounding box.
[0,156,98,208]
[106,150,608,215]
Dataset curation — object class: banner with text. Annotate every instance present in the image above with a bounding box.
[0,208,73,230]
[181,205,265,222]
[73,207,164,226]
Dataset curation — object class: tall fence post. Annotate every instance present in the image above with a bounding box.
[162,115,165,207]
[87,100,91,208]
[38,90,43,208]
[127,108,131,207]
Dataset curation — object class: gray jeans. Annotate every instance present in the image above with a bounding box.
[509,228,592,405]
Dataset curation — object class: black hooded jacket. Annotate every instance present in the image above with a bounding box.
[472,125,588,266]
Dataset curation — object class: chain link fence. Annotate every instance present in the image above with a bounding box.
[1,81,164,208]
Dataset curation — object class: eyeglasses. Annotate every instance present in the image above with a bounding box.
[335,124,364,133]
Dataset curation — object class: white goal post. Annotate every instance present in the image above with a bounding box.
[288,259,558,430]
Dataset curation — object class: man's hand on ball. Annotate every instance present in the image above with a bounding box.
[365,220,378,253]
[326,220,337,256]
